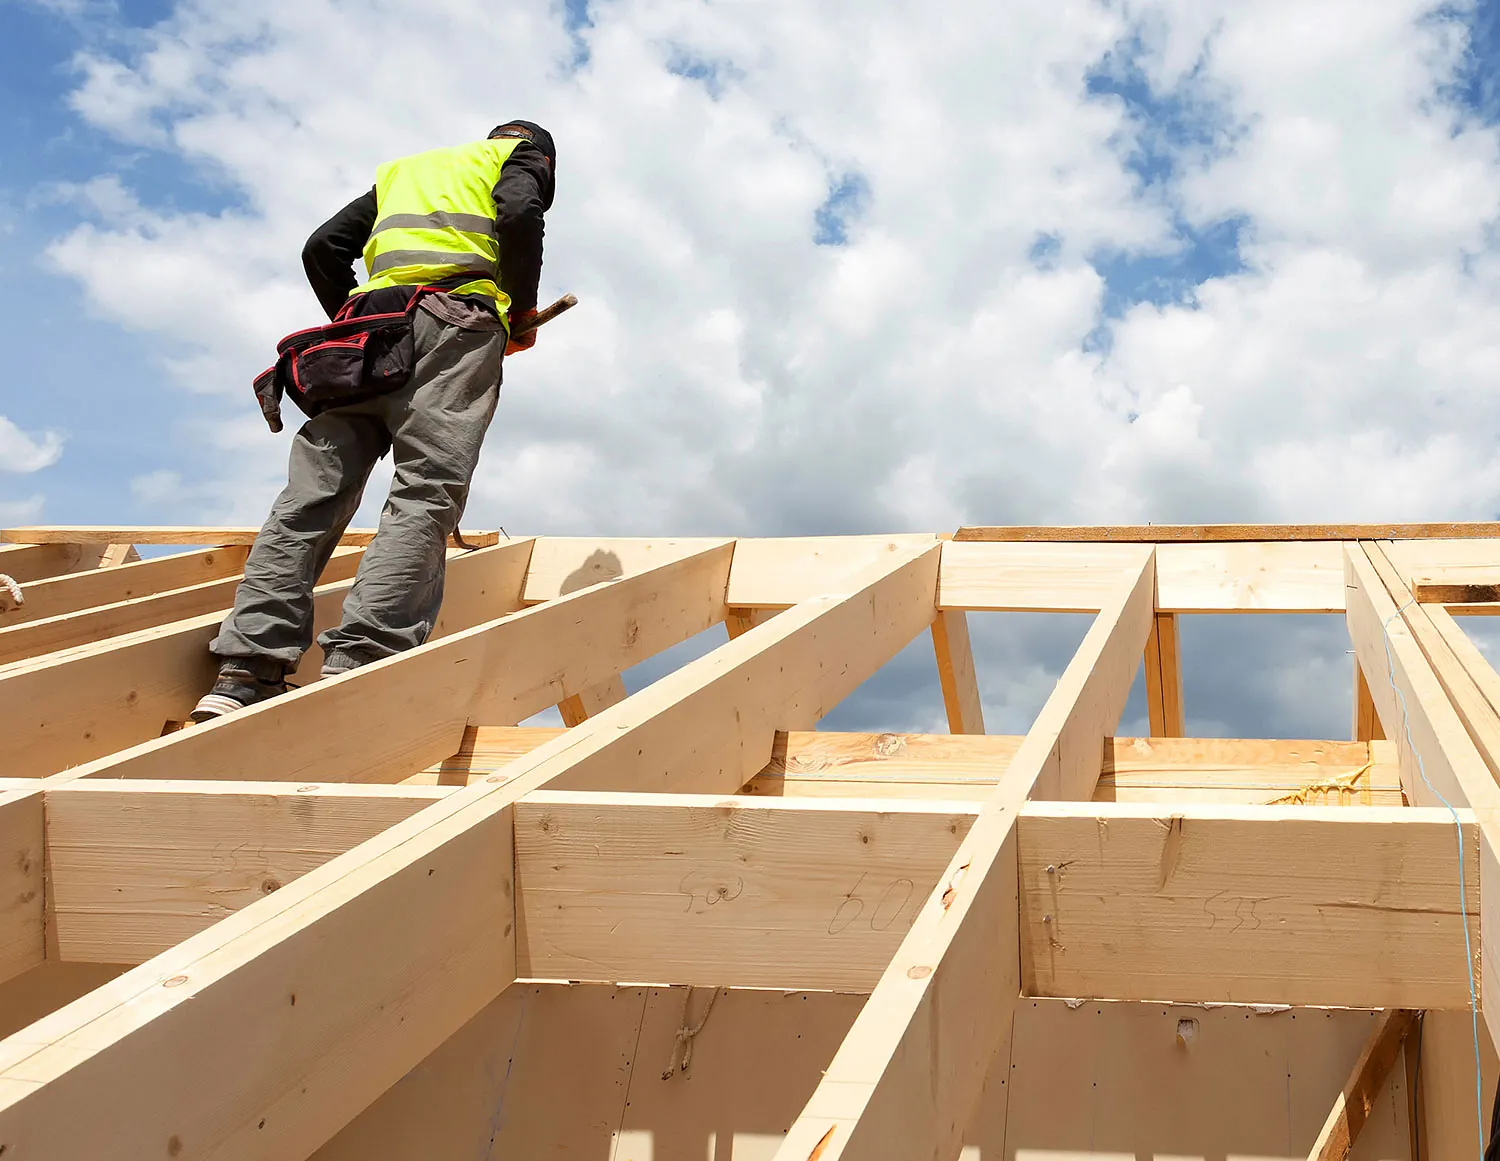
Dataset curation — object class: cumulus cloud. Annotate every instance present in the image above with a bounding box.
[0,417,63,474]
[23,0,1500,736]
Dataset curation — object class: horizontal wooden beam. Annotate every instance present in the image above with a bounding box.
[724,536,940,609]
[514,792,975,990]
[955,522,1500,542]
[1020,802,1478,1009]
[1412,569,1500,604]
[44,782,449,964]
[520,537,732,603]
[1,526,500,548]
[0,545,248,628]
[0,543,939,1160]
[411,727,1403,805]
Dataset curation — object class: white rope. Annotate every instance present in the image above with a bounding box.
[661,986,720,1080]
[0,574,22,609]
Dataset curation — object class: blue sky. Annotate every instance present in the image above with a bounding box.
[6,0,1500,739]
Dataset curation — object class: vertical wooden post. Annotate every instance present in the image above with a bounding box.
[558,675,628,727]
[725,607,775,639]
[1353,659,1385,741]
[1144,612,1185,737]
[931,610,985,734]
[98,544,140,569]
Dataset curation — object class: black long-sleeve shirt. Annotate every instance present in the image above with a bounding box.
[301,141,551,321]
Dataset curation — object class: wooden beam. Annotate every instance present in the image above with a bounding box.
[724,536,940,610]
[930,610,984,734]
[52,541,730,785]
[1,526,500,548]
[725,607,775,638]
[1144,612,1184,737]
[0,541,532,780]
[0,546,249,628]
[938,540,1147,612]
[1307,1008,1418,1161]
[1155,541,1345,613]
[520,537,733,603]
[514,792,976,990]
[1020,803,1475,1009]
[97,544,139,569]
[955,522,1500,542]
[43,782,449,964]
[0,547,363,667]
[0,543,107,585]
[415,727,1403,805]
[556,674,627,727]
[1344,543,1500,1058]
[1353,659,1385,742]
[0,543,939,1160]
[773,550,1155,1161]
[0,791,44,988]
[1413,571,1500,604]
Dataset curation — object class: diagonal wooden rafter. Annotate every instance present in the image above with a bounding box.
[0,540,536,779]
[773,547,1155,1161]
[0,542,941,1160]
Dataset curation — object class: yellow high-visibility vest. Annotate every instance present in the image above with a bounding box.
[352,137,523,328]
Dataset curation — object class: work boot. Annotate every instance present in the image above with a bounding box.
[189,665,293,723]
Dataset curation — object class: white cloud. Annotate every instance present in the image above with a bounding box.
[21,0,1500,735]
[0,417,63,474]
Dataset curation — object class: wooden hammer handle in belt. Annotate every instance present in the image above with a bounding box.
[512,293,577,336]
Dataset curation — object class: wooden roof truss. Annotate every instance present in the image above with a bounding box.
[2,523,1500,1157]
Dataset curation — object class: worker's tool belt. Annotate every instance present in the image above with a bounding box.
[252,287,440,433]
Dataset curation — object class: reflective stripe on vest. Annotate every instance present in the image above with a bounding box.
[352,137,522,325]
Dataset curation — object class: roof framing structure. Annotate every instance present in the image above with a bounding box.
[2,523,1500,1157]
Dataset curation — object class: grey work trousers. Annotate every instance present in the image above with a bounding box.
[211,304,503,677]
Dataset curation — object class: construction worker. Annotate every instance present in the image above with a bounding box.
[191,121,556,721]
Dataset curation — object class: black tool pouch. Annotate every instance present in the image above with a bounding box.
[251,288,435,431]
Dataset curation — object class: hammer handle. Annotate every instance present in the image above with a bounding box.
[512,293,577,336]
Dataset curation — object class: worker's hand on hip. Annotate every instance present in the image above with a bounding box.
[505,309,538,356]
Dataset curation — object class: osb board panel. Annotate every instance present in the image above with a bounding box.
[1003,1000,1408,1160]
[315,986,1417,1160]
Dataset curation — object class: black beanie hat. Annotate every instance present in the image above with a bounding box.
[489,120,556,210]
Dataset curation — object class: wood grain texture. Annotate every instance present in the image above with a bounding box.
[773,553,1155,1161]
[930,610,985,734]
[0,543,940,1161]
[1307,1008,1416,1161]
[1,526,498,547]
[1156,541,1346,612]
[58,540,724,785]
[44,783,450,964]
[0,543,107,585]
[0,547,362,667]
[938,539,1147,611]
[0,546,248,629]
[556,674,627,727]
[1144,612,1184,737]
[955,522,1500,542]
[0,792,43,987]
[1020,803,1477,1009]
[520,537,730,603]
[515,792,976,990]
[725,536,940,609]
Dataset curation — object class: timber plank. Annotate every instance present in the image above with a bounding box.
[0,547,362,667]
[44,783,450,965]
[773,553,1155,1161]
[0,546,248,628]
[955,523,1500,542]
[0,544,107,586]
[1019,804,1476,1009]
[725,536,939,609]
[1,526,499,548]
[0,542,940,1160]
[514,792,976,990]
[930,610,985,734]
